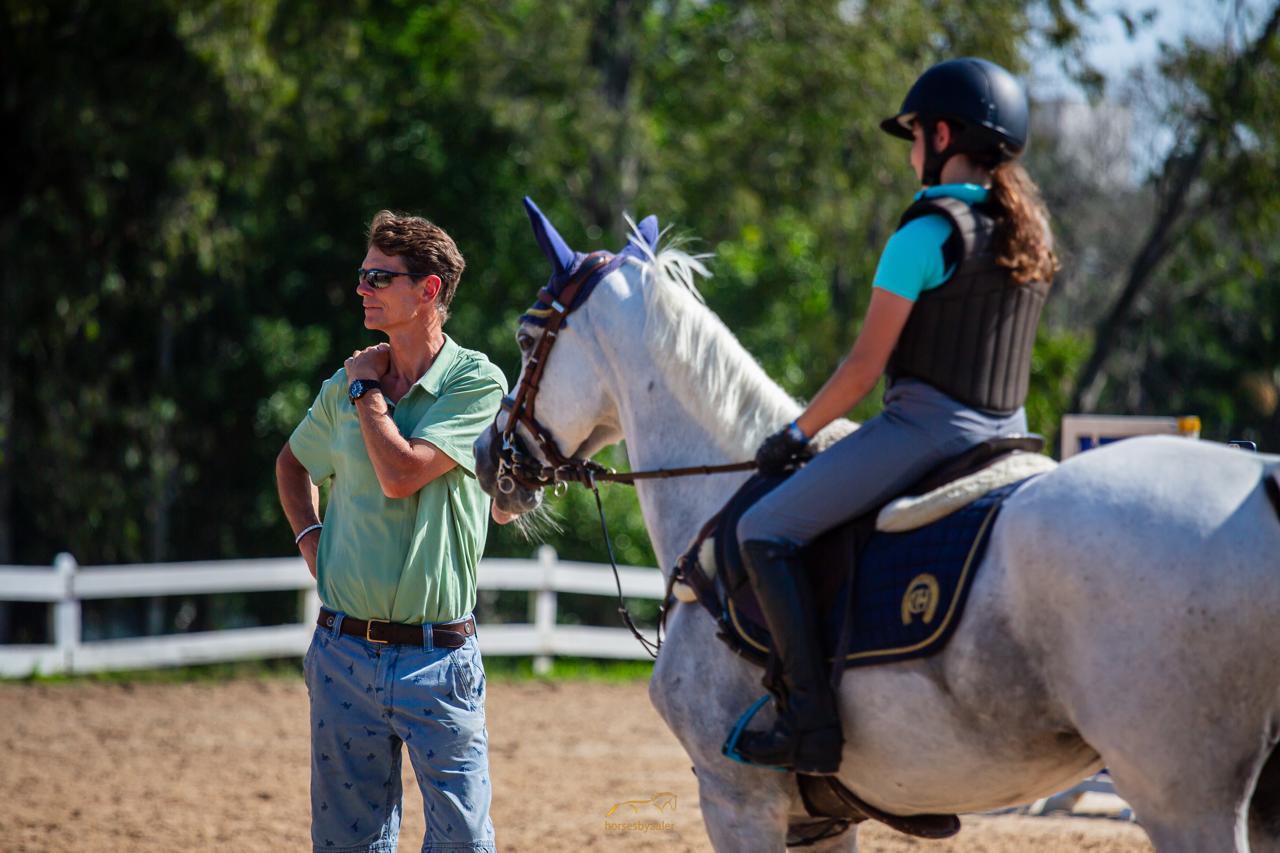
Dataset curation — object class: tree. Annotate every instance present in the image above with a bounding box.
[1067,1,1280,445]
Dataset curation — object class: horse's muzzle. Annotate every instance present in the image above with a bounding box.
[473,423,541,513]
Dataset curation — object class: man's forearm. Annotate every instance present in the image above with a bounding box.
[276,445,322,534]
[352,392,455,498]
[353,392,420,493]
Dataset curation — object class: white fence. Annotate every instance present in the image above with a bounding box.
[0,546,664,678]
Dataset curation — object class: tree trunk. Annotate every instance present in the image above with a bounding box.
[0,215,15,564]
[585,0,644,235]
[150,309,177,563]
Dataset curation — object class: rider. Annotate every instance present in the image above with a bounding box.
[734,57,1058,775]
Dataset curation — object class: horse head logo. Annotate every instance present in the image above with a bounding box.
[901,574,941,626]
[604,791,678,817]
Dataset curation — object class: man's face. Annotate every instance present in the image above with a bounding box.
[357,246,441,332]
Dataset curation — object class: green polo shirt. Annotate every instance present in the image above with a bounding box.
[288,336,507,624]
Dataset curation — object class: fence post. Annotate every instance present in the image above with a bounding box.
[53,552,79,675]
[534,545,557,675]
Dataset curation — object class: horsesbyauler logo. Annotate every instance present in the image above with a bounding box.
[604,791,677,832]
[901,573,940,625]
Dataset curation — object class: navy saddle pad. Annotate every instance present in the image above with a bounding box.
[680,473,1027,669]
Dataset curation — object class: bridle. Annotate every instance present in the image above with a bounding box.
[491,248,757,657]
[495,251,616,497]
[495,252,756,496]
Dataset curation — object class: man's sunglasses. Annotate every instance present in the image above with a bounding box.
[357,267,433,289]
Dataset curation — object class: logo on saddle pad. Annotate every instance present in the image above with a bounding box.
[901,573,940,625]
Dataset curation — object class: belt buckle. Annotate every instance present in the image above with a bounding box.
[365,619,390,644]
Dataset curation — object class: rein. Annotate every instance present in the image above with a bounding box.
[495,250,757,658]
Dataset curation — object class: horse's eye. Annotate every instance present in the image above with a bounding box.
[517,332,535,353]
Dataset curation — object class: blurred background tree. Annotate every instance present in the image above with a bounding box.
[1,0,1275,591]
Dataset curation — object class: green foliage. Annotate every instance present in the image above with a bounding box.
[1027,327,1091,454]
[15,657,304,685]
[482,655,653,682]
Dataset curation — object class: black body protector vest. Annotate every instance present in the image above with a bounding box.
[885,196,1050,415]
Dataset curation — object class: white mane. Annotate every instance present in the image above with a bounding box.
[623,222,802,457]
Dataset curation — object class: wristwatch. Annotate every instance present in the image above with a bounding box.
[348,378,382,403]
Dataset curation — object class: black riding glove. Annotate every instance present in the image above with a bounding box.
[755,421,813,476]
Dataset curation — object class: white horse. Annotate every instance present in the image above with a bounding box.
[474,206,1280,852]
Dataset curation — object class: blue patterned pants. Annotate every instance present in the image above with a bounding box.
[303,613,496,852]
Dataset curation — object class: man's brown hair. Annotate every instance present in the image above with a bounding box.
[367,211,466,324]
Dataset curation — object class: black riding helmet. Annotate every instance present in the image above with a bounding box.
[881,57,1029,186]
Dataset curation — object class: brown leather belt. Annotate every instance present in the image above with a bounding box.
[317,608,475,648]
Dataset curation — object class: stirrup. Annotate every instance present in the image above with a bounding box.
[722,695,788,771]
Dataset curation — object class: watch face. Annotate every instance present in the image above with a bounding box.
[350,380,365,400]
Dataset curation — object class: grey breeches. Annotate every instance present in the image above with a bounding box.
[737,379,1027,548]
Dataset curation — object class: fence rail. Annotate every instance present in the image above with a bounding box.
[0,546,664,677]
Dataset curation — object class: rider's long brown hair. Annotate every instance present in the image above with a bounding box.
[988,161,1059,285]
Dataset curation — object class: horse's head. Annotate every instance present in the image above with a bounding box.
[473,197,662,517]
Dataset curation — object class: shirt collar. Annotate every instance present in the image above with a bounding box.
[413,334,460,396]
[913,183,990,204]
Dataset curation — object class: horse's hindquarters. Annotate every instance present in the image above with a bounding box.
[997,438,1280,844]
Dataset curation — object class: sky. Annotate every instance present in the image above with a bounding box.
[1029,0,1262,177]
[1033,0,1249,99]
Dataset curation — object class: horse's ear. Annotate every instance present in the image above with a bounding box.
[635,215,660,251]
[523,197,576,276]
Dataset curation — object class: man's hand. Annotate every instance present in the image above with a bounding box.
[298,528,320,579]
[346,343,391,384]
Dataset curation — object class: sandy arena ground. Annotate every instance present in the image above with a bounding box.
[0,677,1153,852]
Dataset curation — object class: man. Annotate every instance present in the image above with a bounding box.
[276,210,507,852]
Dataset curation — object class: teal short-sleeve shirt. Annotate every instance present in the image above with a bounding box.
[289,336,508,624]
[871,183,990,302]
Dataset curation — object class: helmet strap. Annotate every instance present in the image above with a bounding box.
[920,117,956,187]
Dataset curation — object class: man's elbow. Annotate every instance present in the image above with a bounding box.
[380,469,429,500]
[380,460,453,500]
[381,478,418,500]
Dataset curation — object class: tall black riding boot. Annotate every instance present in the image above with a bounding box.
[735,539,844,775]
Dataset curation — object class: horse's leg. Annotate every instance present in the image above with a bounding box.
[694,766,791,852]
[1249,737,1280,853]
[650,606,799,850]
[1101,758,1251,852]
[687,758,861,853]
